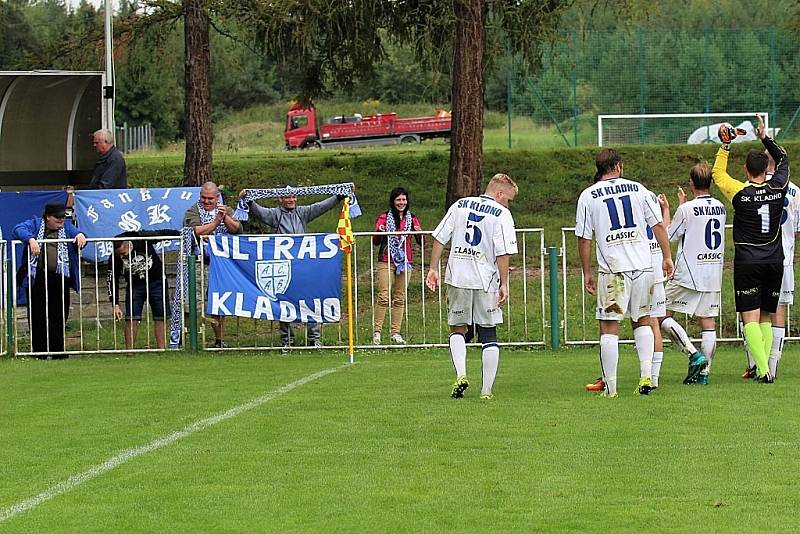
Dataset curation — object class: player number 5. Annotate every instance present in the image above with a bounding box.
[465,212,485,246]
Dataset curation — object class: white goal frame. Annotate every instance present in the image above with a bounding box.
[597,112,770,146]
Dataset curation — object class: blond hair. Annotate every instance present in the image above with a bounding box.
[486,173,518,195]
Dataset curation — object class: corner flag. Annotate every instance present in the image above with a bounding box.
[337,197,354,254]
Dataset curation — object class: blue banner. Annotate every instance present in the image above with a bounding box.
[0,191,69,305]
[73,187,200,261]
[0,191,68,243]
[206,234,342,322]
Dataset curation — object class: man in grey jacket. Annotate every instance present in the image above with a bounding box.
[242,188,345,350]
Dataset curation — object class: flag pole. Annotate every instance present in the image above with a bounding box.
[346,248,354,364]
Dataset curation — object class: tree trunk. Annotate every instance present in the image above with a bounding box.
[183,0,212,186]
[446,0,486,208]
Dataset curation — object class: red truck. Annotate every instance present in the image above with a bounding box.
[284,102,451,150]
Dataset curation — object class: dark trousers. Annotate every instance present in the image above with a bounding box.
[29,271,71,355]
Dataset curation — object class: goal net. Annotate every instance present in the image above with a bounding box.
[597,112,771,146]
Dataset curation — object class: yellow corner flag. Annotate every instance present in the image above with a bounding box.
[337,197,354,254]
[337,196,355,362]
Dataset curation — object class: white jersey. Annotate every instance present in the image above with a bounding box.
[575,178,662,274]
[667,194,727,291]
[432,194,518,291]
[648,227,665,283]
[780,180,800,267]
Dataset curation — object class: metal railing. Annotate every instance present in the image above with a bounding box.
[559,225,796,345]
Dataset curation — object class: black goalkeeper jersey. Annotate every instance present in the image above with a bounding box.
[712,136,790,264]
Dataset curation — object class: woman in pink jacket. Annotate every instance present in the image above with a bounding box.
[372,187,423,344]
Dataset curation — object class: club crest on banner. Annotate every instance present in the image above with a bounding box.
[255,260,292,300]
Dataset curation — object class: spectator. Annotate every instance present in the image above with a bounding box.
[13,203,86,358]
[241,186,345,351]
[184,181,243,348]
[90,129,127,189]
[107,230,180,350]
[372,187,423,345]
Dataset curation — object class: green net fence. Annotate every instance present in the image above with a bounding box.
[508,28,800,147]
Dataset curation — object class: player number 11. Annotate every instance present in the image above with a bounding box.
[603,195,636,231]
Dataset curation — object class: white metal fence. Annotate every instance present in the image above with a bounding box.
[559,225,797,345]
[115,123,155,153]
[1,229,547,357]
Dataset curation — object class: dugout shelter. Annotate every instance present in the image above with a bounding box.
[0,71,110,190]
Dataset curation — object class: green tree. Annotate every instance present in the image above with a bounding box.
[226,0,567,206]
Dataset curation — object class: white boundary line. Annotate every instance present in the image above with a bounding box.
[0,364,349,524]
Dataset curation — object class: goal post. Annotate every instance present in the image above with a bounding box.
[597,112,770,146]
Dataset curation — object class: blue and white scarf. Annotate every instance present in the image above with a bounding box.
[197,202,231,234]
[386,211,412,274]
[169,227,198,349]
[30,220,70,277]
[234,182,361,221]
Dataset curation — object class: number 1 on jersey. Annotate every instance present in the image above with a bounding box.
[757,204,770,233]
[603,195,636,231]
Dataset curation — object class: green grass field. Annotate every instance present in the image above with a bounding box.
[2,346,799,531]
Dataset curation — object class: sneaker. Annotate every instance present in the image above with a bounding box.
[390,333,406,344]
[598,391,619,399]
[695,374,709,386]
[372,332,381,345]
[684,352,707,384]
[585,377,605,392]
[636,377,653,395]
[214,340,229,349]
[741,366,757,380]
[281,343,290,355]
[479,394,494,401]
[754,373,774,384]
[451,376,470,398]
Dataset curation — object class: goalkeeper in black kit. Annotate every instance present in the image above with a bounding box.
[712,114,789,383]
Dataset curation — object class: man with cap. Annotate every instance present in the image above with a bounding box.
[13,203,87,358]
[239,186,345,351]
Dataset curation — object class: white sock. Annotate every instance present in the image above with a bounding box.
[600,334,619,395]
[741,320,755,368]
[449,333,467,378]
[481,343,500,396]
[634,325,654,380]
[651,351,663,387]
[661,317,698,356]
[701,330,717,375]
[769,325,785,378]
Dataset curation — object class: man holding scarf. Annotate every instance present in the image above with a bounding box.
[184,181,242,348]
[239,185,346,351]
[13,203,87,357]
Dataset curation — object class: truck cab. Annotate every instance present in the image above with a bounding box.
[285,104,319,149]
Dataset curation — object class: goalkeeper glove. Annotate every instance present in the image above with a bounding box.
[718,123,747,147]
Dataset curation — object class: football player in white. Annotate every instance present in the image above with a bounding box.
[426,174,518,400]
[658,163,727,385]
[576,148,676,397]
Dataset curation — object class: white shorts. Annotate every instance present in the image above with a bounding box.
[447,285,503,327]
[779,265,794,305]
[664,280,720,317]
[650,281,667,318]
[596,270,654,322]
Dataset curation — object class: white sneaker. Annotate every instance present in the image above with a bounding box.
[390,334,406,344]
[372,332,381,345]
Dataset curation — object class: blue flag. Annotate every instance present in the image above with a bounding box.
[73,187,200,261]
[206,234,342,322]
[0,191,69,305]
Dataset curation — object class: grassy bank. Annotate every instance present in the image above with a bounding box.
[128,141,800,243]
